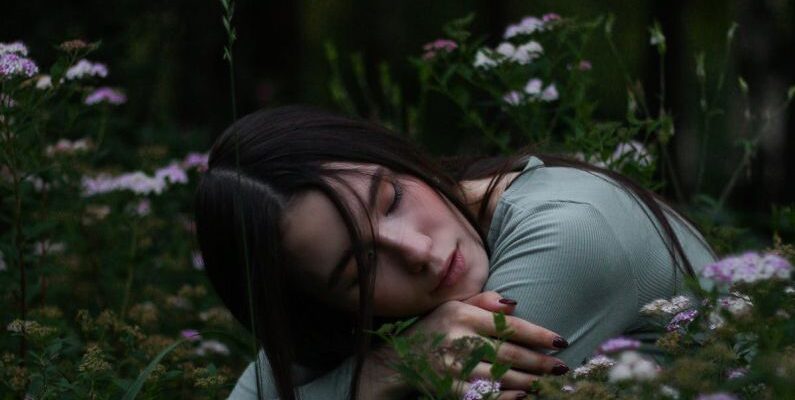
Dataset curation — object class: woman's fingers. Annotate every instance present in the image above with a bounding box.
[460,305,568,351]
[493,341,569,376]
[462,291,518,315]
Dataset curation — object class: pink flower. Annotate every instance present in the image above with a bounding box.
[85,87,126,105]
[578,60,592,71]
[422,39,457,60]
[181,329,202,341]
[0,53,39,79]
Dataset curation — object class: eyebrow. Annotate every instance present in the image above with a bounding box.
[326,166,385,289]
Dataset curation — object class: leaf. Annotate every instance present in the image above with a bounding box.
[490,362,511,380]
[121,338,188,400]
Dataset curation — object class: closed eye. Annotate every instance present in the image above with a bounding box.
[387,179,404,215]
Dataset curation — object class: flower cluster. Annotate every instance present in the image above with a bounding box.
[0,41,39,79]
[82,162,190,196]
[503,13,561,39]
[572,354,616,378]
[85,87,127,105]
[462,379,500,400]
[422,39,457,60]
[65,59,108,80]
[640,295,692,316]
[607,351,659,382]
[596,337,641,355]
[701,252,792,285]
[194,339,230,356]
[474,40,543,69]
[502,78,558,106]
[666,309,699,332]
[44,137,94,157]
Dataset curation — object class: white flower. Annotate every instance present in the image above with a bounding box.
[609,140,652,167]
[504,16,544,39]
[65,59,108,80]
[0,41,29,56]
[524,78,543,95]
[192,251,205,270]
[660,385,680,399]
[719,293,753,316]
[608,351,658,382]
[495,42,515,58]
[511,41,543,64]
[36,75,52,89]
[195,340,230,356]
[573,354,615,378]
[540,84,559,101]
[473,50,497,69]
[502,90,523,106]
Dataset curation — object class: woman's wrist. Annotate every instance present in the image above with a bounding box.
[357,344,411,399]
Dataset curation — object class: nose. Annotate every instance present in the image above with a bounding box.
[377,224,432,273]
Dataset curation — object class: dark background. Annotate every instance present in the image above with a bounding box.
[4,0,794,219]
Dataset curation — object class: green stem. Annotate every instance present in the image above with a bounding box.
[120,222,138,317]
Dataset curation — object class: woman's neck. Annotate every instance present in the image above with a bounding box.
[459,172,521,231]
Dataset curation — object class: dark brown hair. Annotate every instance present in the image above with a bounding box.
[194,105,708,399]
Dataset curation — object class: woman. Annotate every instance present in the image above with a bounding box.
[194,106,715,399]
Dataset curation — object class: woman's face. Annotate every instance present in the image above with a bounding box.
[281,162,490,317]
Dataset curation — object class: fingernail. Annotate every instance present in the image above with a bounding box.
[499,298,517,305]
[551,364,569,375]
[514,392,527,400]
[552,336,569,349]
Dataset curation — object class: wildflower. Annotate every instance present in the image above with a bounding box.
[502,90,523,106]
[524,78,543,96]
[0,41,29,56]
[45,137,93,157]
[573,354,615,378]
[181,329,202,341]
[473,49,497,69]
[182,152,209,172]
[132,199,151,216]
[78,343,112,373]
[561,384,575,393]
[666,309,698,331]
[701,252,792,285]
[195,339,230,356]
[660,385,680,399]
[36,74,52,89]
[607,351,658,382]
[718,293,753,316]
[65,59,108,80]
[462,379,500,400]
[82,171,167,196]
[511,41,543,64]
[726,367,747,379]
[607,140,652,167]
[192,251,205,270]
[540,84,559,101]
[578,60,592,71]
[59,39,90,52]
[154,163,188,185]
[640,296,691,315]
[597,337,641,354]
[504,16,544,39]
[422,39,457,60]
[695,393,738,400]
[84,87,126,105]
[0,52,39,79]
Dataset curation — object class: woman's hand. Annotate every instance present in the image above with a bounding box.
[358,291,569,399]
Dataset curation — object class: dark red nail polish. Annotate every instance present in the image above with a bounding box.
[551,364,569,375]
[552,336,569,349]
[499,298,517,305]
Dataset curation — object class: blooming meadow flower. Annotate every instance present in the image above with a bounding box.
[180,329,202,341]
[182,152,209,171]
[607,351,658,382]
[666,309,698,332]
[718,294,753,316]
[522,78,557,102]
[502,90,523,106]
[154,163,188,185]
[473,49,497,69]
[640,295,692,315]
[572,354,616,378]
[65,59,108,80]
[462,379,500,400]
[45,138,93,157]
[0,52,39,79]
[540,84,559,101]
[84,87,126,105]
[82,164,190,196]
[660,385,681,399]
[422,39,457,60]
[192,251,205,270]
[701,252,792,285]
[0,41,29,56]
[36,74,53,89]
[195,339,230,356]
[597,337,641,354]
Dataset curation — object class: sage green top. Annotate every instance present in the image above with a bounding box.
[228,156,716,399]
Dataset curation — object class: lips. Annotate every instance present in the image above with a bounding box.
[433,245,466,292]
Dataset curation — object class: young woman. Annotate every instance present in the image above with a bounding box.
[194,106,716,400]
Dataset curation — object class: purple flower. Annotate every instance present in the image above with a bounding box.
[666,309,699,331]
[181,152,209,172]
[702,252,792,285]
[502,90,523,106]
[180,329,202,341]
[0,53,39,79]
[0,41,29,56]
[696,393,738,400]
[597,337,642,354]
[422,39,457,60]
[463,379,500,400]
[65,59,108,80]
[85,87,127,105]
[155,163,188,185]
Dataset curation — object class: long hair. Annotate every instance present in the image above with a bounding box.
[194,105,709,399]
